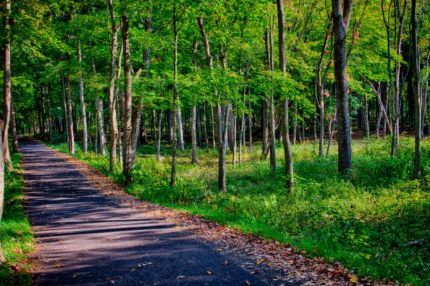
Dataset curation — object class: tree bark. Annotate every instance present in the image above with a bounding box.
[107,0,119,171]
[77,41,88,154]
[332,0,352,174]
[176,106,184,151]
[66,78,75,155]
[197,15,229,191]
[170,4,179,188]
[11,99,19,153]
[191,39,199,163]
[276,0,294,190]
[156,111,162,161]
[96,97,107,156]
[411,0,421,178]
[0,113,4,263]
[2,0,12,170]
[316,22,331,156]
[122,12,133,184]
[191,104,198,164]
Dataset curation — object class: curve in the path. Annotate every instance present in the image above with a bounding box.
[22,140,274,286]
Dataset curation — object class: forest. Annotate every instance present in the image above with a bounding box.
[0,0,430,285]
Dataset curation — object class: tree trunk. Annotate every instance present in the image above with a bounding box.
[203,103,209,147]
[332,0,352,174]
[248,99,253,152]
[176,106,184,151]
[156,111,162,161]
[77,40,88,153]
[191,104,198,164]
[316,22,331,157]
[66,78,75,155]
[293,104,298,144]
[364,95,370,139]
[122,12,133,184]
[2,0,12,170]
[276,0,294,191]
[11,100,19,153]
[107,0,119,171]
[0,114,4,263]
[411,0,421,178]
[170,4,179,188]
[231,113,237,165]
[96,97,107,156]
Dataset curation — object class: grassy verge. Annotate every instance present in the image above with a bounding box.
[0,153,33,286]
[50,137,430,285]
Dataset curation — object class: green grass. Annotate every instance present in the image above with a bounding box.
[0,153,33,286]
[51,137,430,285]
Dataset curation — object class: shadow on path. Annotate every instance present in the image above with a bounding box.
[21,140,272,286]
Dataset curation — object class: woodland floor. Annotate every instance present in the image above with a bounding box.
[20,138,389,286]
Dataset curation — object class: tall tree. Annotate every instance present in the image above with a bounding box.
[170,3,179,188]
[107,0,120,172]
[66,78,75,155]
[3,0,12,170]
[77,40,88,154]
[276,0,294,191]
[411,0,421,178]
[0,119,4,263]
[122,8,133,183]
[332,0,353,173]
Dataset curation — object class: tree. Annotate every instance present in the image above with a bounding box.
[411,0,421,178]
[107,0,120,172]
[77,40,88,154]
[122,8,133,184]
[3,0,12,170]
[0,119,4,263]
[332,0,353,174]
[276,0,294,191]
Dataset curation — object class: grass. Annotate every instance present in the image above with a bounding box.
[0,153,33,286]
[50,137,430,285]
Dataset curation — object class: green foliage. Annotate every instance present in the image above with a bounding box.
[0,154,33,286]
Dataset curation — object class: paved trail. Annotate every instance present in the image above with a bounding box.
[22,140,277,286]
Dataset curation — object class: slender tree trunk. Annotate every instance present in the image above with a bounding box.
[122,12,133,184]
[66,78,75,155]
[2,0,12,170]
[176,106,184,151]
[326,112,336,156]
[203,103,209,147]
[269,93,277,175]
[262,100,269,159]
[316,23,331,156]
[248,99,253,152]
[96,97,107,156]
[0,115,4,263]
[411,0,421,178]
[276,0,294,191]
[170,4,179,188]
[62,78,69,143]
[11,100,18,152]
[293,104,298,144]
[156,111,162,161]
[332,0,353,174]
[77,40,88,153]
[107,0,119,171]
[231,112,237,165]
[364,95,370,139]
[211,107,216,148]
[191,104,198,164]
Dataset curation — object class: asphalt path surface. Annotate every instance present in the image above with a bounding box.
[22,140,279,286]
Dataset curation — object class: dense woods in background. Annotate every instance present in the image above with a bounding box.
[0,0,430,281]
